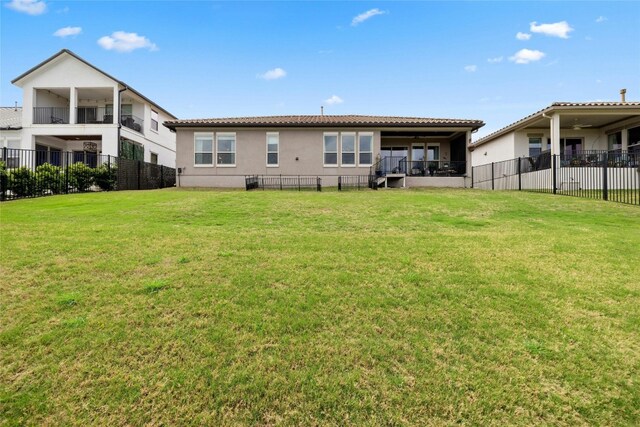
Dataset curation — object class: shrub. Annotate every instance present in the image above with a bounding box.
[67,162,95,192]
[94,163,118,191]
[36,163,64,194]
[8,167,36,198]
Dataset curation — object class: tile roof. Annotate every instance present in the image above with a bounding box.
[0,107,22,129]
[164,115,484,130]
[472,102,640,147]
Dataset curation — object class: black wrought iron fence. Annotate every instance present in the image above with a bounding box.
[245,175,322,191]
[472,150,639,205]
[0,147,175,201]
[338,175,370,190]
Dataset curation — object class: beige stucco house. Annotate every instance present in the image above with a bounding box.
[470,101,640,167]
[164,115,484,188]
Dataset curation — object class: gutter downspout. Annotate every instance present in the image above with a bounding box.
[116,85,128,158]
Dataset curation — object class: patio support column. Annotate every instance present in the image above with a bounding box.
[550,113,561,155]
[621,127,629,150]
[113,86,120,123]
[69,87,77,124]
[465,130,472,183]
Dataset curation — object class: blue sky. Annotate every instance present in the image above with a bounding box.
[1,0,639,137]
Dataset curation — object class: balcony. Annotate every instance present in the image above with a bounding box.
[121,114,144,134]
[33,107,70,124]
[77,107,113,124]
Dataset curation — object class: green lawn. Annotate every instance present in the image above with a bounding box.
[1,188,639,425]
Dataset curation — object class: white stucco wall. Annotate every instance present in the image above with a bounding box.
[13,52,176,166]
[471,133,515,166]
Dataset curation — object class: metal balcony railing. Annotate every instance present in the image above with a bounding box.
[33,107,69,124]
[401,160,467,176]
[77,107,113,124]
[120,114,144,134]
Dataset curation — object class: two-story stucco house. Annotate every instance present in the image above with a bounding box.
[6,49,177,167]
[164,115,484,188]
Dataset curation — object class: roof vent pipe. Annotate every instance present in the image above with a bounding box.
[620,88,626,103]
[14,101,18,111]
[320,106,324,116]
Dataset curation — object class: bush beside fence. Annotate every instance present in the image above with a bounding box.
[1,148,175,201]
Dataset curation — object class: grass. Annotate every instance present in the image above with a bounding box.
[1,188,639,425]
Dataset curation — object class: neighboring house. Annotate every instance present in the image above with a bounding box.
[164,115,484,188]
[470,101,640,167]
[3,49,177,167]
[0,107,22,161]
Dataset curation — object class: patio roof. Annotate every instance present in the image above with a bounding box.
[471,102,640,149]
[164,115,485,131]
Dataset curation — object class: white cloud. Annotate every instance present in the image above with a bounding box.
[324,95,344,105]
[487,56,503,63]
[5,0,46,15]
[595,16,607,23]
[509,49,546,64]
[97,31,158,52]
[258,67,287,80]
[53,26,81,37]
[351,8,387,26]
[529,21,574,38]
[516,32,531,41]
[464,65,477,72]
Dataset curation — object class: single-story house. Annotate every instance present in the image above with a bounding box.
[164,115,484,188]
[469,100,640,167]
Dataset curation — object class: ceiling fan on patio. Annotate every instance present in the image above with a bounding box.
[571,119,593,130]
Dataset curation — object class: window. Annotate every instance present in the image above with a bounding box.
[151,110,159,132]
[36,144,48,167]
[323,133,338,166]
[121,104,132,118]
[427,144,440,161]
[216,133,236,166]
[6,140,20,168]
[341,132,356,166]
[562,138,582,156]
[266,133,279,167]
[359,133,373,165]
[529,137,542,157]
[194,133,213,166]
[150,152,158,164]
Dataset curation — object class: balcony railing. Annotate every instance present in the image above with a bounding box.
[33,107,69,124]
[121,114,144,134]
[401,160,467,176]
[77,107,113,124]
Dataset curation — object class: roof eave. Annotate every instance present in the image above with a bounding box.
[12,49,178,120]
[164,121,484,132]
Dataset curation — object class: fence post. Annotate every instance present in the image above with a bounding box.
[471,164,474,189]
[338,176,342,191]
[107,155,111,191]
[0,147,5,201]
[160,165,164,189]
[298,175,301,191]
[137,160,142,190]
[602,152,608,201]
[552,155,557,194]
[317,177,321,192]
[65,152,69,194]
[491,162,495,190]
[279,174,282,191]
[518,157,522,191]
